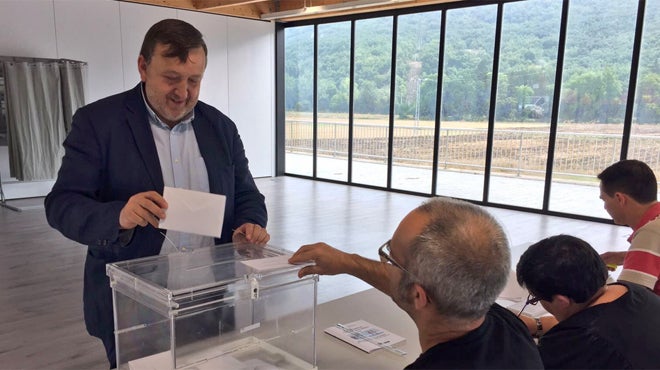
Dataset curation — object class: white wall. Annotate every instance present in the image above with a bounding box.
[0,0,274,199]
[226,18,275,177]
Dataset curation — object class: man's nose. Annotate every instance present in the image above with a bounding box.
[172,81,189,99]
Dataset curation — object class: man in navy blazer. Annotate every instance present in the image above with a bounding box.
[45,19,269,368]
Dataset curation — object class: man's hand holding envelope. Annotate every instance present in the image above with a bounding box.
[119,191,168,230]
[158,187,270,244]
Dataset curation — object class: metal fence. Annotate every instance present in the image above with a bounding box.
[285,120,660,182]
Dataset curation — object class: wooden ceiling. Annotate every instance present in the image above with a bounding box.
[119,0,463,23]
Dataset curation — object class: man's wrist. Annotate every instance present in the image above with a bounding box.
[533,317,543,338]
[118,228,135,247]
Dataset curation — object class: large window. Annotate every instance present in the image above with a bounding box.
[351,17,393,188]
[391,11,441,193]
[317,22,351,182]
[284,25,314,177]
[490,0,561,209]
[630,1,660,181]
[281,0,660,221]
[437,5,496,201]
[550,0,638,218]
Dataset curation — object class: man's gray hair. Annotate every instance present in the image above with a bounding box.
[399,197,510,320]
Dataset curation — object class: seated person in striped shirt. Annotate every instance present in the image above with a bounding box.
[598,159,660,295]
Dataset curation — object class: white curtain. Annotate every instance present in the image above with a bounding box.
[60,60,87,133]
[1,58,87,181]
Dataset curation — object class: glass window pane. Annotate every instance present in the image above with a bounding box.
[437,5,496,201]
[391,11,441,193]
[351,17,393,187]
[630,0,660,196]
[490,0,561,208]
[284,26,314,176]
[317,22,351,182]
[550,0,638,217]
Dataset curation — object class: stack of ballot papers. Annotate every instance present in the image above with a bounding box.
[324,320,406,354]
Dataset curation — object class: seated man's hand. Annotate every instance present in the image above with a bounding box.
[600,251,627,269]
[232,223,270,244]
[289,242,351,278]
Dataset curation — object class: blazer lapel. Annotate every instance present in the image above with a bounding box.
[125,84,164,191]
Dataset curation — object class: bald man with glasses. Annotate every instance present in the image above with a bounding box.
[289,197,542,369]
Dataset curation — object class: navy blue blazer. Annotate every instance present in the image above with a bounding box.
[45,83,267,340]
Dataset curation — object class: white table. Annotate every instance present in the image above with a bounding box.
[315,288,421,370]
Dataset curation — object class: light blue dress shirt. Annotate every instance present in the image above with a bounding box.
[141,87,215,253]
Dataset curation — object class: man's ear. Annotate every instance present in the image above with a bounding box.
[412,284,430,310]
[550,294,571,309]
[614,192,628,206]
[137,55,148,82]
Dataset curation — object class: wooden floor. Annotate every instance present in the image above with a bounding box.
[0,176,631,369]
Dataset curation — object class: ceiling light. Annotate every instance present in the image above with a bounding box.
[261,0,413,21]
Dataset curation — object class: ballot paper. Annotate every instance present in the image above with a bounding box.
[496,270,551,317]
[325,320,406,354]
[159,187,226,238]
[240,255,315,273]
[127,336,311,370]
[506,299,550,318]
[128,350,245,370]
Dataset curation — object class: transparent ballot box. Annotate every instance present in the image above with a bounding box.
[106,243,318,370]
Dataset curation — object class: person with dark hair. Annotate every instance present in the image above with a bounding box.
[516,234,660,369]
[290,197,543,369]
[597,159,660,295]
[45,19,269,368]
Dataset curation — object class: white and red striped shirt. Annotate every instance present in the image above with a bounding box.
[619,202,660,296]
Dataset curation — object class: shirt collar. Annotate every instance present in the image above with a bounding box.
[633,202,660,231]
[141,83,194,131]
[628,202,660,241]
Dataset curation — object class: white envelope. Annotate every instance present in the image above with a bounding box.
[158,186,226,238]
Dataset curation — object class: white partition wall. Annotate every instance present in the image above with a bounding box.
[180,11,231,112]
[54,0,124,103]
[227,17,275,177]
[0,0,274,199]
[118,2,177,90]
[0,1,57,58]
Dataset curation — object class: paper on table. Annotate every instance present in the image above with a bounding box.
[506,299,550,318]
[128,338,301,370]
[158,187,226,238]
[497,270,551,317]
[499,269,527,301]
[325,320,406,354]
[128,350,251,370]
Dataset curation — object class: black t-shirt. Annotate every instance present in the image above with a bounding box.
[405,304,543,369]
[538,281,660,369]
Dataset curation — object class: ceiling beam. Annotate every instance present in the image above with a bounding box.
[192,0,266,11]
[118,0,465,22]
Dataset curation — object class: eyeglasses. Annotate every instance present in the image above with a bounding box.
[378,240,416,277]
[517,293,542,317]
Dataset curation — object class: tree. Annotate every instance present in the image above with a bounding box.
[515,84,534,120]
